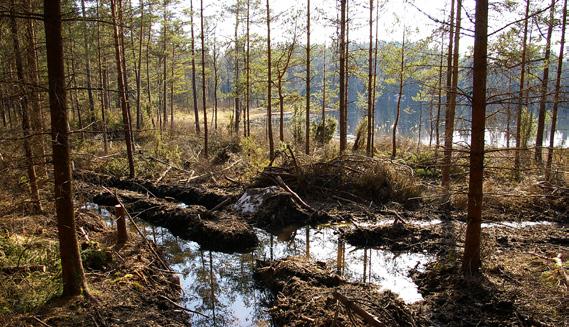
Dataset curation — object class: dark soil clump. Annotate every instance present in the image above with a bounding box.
[344,222,442,252]
[92,189,258,253]
[255,256,426,326]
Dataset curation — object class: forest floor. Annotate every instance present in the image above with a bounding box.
[0,127,568,326]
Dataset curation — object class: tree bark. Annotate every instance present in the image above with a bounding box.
[162,0,168,130]
[514,0,530,179]
[545,0,567,180]
[246,0,251,136]
[266,0,274,159]
[442,0,461,194]
[110,0,136,178]
[96,0,109,153]
[136,0,145,129]
[43,0,88,296]
[305,0,311,154]
[534,0,555,165]
[462,0,488,275]
[190,0,200,133]
[200,0,208,158]
[391,30,405,159]
[80,0,96,125]
[366,0,373,157]
[10,0,42,213]
[435,24,445,157]
[339,0,347,152]
[234,0,241,135]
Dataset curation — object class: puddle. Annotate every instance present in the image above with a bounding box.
[82,202,554,326]
[82,202,113,226]
[145,224,432,326]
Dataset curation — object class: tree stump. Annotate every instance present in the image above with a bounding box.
[115,204,129,244]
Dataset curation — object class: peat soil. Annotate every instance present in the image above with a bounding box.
[74,153,568,326]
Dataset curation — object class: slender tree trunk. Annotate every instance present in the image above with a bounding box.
[462,0,488,275]
[110,0,136,178]
[10,0,42,213]
[266,0,274,159]
[435,25,445,157]
[545,0,567,180]
[200,0,208,158]
[170,45,175,130]
[117,0,134,149]
[246,0,251,136]
[442,0,461,194]
[506,75,512,148]
[96,0,109,153]
[136,0,145,129]
[69,40,84,140]
[535,0,555,165]
[146,2,154,128]
[24,0,47,178]
[429,96,434,147]
[162,0,168,129]
[44,0,88,296]
[370,1,379,154]
[190,0,200,133]
[366,0,373,157]
[234,0,241,135]
[514,0,530,178]
[213,34,219,130]
[339,0,347,152]
[322,45,327,123]
[391,30,405,159]
[305,0,311,154]
[278,80,284,142]
[343,1,350,148]
[80,0,95,125]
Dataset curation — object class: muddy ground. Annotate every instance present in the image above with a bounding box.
[73,154,568,326]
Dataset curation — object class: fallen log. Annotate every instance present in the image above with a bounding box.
[0,265,47,274]
[92,189,258,253]
[76,170,229,209]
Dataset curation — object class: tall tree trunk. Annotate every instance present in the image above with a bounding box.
[246,0,251,136]
[266,0,274,159]
[366,0,373,157]
[370,1,379,154]
[435,24,445,157]
[146,2,154,128]
[534,0,555,165]
[117,0,134,149]
[190,0,200,133]
[442,0,461,194]
[162,0,168,129]
[322,45,327,123]
[514,0,530,179]
[213,34,219,130]
[391,30,405,159]
[170,45,175,130]
[200,0,208,158]
[110,0,136,178]
[545,0,567,180]
[462,0,488,275]
[234,0,241,135]
[136,0,145,129]
[69,39,84,140]
[343,1,350,149]
[96,0,109,153]
[279,80,284,142]
[339,0,347,152]
[305,0,311,154]
[80,0,96,125]
[506,75,512,148]
[44,0,88,296]
[10,0,42,213]
[24,0,47,179]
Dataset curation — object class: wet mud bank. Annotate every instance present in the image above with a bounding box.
[76,170,230,209]
[92,190,258,253]
[255,256,424,326]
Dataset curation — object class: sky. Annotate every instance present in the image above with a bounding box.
[174,0,563,54]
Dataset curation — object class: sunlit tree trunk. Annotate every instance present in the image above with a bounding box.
[44,0,88,296]
[10,0,42,213]
[246,0,251,136]
[366,0,373,157]
[339,0,347,152]
[535,0,555,165]
[391,30,405,159]
[213,34,219,130]
[545,0,567,180]
[96,0,109,153]
[162,0,168,129]
[234,0,241,135]
[370,1,379,153]
[462,0,488,275]
[442,0,460,194]
[435,24,445,157]
[80,0,95,125]
[190,0,200,133]
[305,0,311,154]
[266,0,274,159]
[322,45,327,123]
[514,0,530,179]
[136,0,145,129]
[110,0,136,178]
[200,0,208,158]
